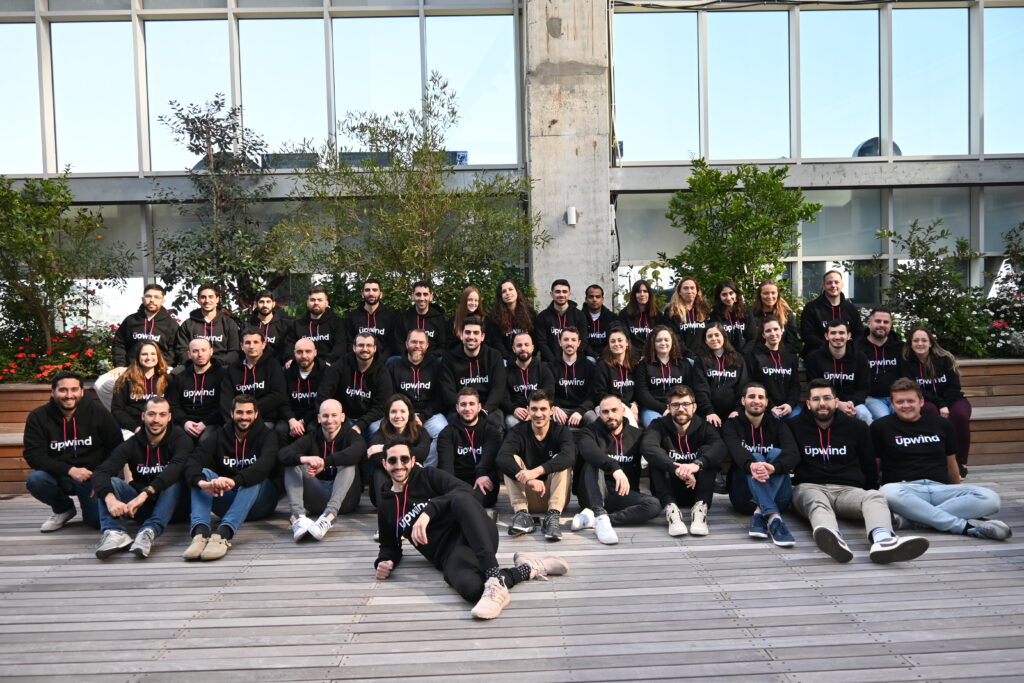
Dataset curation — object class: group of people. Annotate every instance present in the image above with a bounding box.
[21,272,1011,620]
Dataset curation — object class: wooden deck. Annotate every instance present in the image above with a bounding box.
[1,466,1023,682]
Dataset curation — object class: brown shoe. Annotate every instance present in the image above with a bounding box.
[200,533,231,561]
[471,577,511,619]
[182,535,208,561]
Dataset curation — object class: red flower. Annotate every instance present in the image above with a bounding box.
[23,337,31,342]
[85,348,95,358]
[69,353,79,359]
[14,353,26,359]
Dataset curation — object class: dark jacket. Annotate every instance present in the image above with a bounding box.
[640,414,726,472]
[745,344,801,411]
[401,303,449,357]
[800,292,864,359]
[278,424,366,481]
[441,344,506,414]
[220,353,288,422]
[496,421,575,478]
[23,398,122,476]
[856,332,904,398]
[872,413,957,485]
[485,317,541,364]
[634,358,712,416]
[582,306,620,358]
[390,356,443,419]
[535,300,590,363]
[286,308,347,363]
[318,353,393,429]
[167,360,225,428]
[175,308,241,366]
[805,347,871,405]
[693,353,750,419]
[549,357,595,416]
[722,413,799,475]
[345,304,402,361]
[248,311,293,363]
[185,420,277,488]
[901,355,965,409]
[111,306,179,368]
[789,410,876,488]
[710,309,756,352]
[502,356,556,414]
[578,420,643,486]
[111,375,164,432]
[281,358,328,424]
[92,426,192,498]
[591,359,637,406]
[665,309,708,356]
[436,415,502,483]
[616,308,667,350]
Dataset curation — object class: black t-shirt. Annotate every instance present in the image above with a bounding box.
[871,413,957,485]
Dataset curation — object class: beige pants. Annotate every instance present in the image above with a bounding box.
[792,483,893,538]
[503,454,572,514]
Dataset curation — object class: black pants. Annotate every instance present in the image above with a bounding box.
[454,472,500,509]
[583,464,661,525]
[649,465,717,509]
[436,493,501,603]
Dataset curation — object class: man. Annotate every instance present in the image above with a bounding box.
[502,331,555,428]
[278,399,365,542]
[722,383,799,546]
[374,436,569,620]
[790,380,930,563]
[496,390,575,540]
[285,285,347,364]
[400,280,448,356]
[344,279,401,361]
[280,337,327,441]
[549,327,594,427]
[436,387,502,509]
[183,394,280,561]
[175,284,241,367]
[641,385,725,537]
[806,320,873,424]
[390,328,447,465]
[800,270,864,359]
[874,378,1011,540]
[168,337,224,443]
[23,372,122,531]
[441,317,506,431]
[855,307,903,421]
[318,333,393,434]
[248,290,292,362]
[536,279,589,363]
[91,397,192,559]
[581,284,619,358]
[573,395,660,544]
[220,328,288,426]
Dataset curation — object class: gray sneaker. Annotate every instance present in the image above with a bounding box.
[40,508,75,533]
[95,529,132,559]
[966,519,1012,541]
[130,528,156,559]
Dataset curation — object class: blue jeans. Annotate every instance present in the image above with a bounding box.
[729,447,793,517]
[26,470,100,529]
[422,413,448,468]
[865,396,893,420]
[881,480,1001,533]
[853,403,873,425]
[776,405,802,421]
[640,409,663,428]
[190,468,279,535]
[98,477,182,536]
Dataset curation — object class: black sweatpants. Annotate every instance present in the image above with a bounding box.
[433,493,501,603]
[583,464,661,525]
[649,465,717,509]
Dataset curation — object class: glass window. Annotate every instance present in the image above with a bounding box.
[333,17,421,150]
[707,11,789,160]
[612,12,699,163]
[146,20,230,172]
[0,23,42,174]
[52,22,138,173]
[615,193,691,264]
[425,16,516,165]
[143,0,226,7]
[800,10,879,158]
[802,190,882,256]
[892,187,970,251]
[984,186,1024,253]
[239,19,327,152]
[77,205,145,277]
[49,0,130,8]
[892,9,968,156]
[984,8,1024,154]
[0,1,35,10]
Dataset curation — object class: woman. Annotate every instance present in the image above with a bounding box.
[616,279,664,351]
[634,325,711,427]
[901,327,972,474]
[664,276,710,355]
[487,279,539,363]
[367,394,433,506]
[449,286,487,350]
[751,280,799,354]
[744,315,801,419]
[710,280,755,352]
[589,326,639,426]
[111,341,169,437]
[694,323,749,428]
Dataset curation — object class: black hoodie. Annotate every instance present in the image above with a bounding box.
[805,347,871,405]
[484,317,541,364]
[248,310,293,363]
[693,353,750,419]
[578,420,643,486]
[502,356,556,414]
[175,308,241,366]
[318,352,393,429]
[112,306,180,368]
[641,414,726,473]
[710,308,756,352]
[789,409,876,488]
[722,412,799,475]
[901,355,965,408]
[286,308,347,363]
[800,292,864,359]
[496,420,576,478]
[665,309,708,356]
[752,309,800,355]
[591,359,637,406]
[345,304,402,360]
[220,353,288,422]
[278,424,366,481]
[549,356,595,416]
[168,359,225,428]
[535,300,590,363]
[401,303,449,356]
[582,306,620,357]
[634,357,712,416]
[855,332,904,398]
[111,374,165,432]
[744,344,801,411]
[389,356,443,419]
[185,419,277,488]
[281,357,328,424]
[92,426,192,499]
[23,397,123,477]
[440,344,506,414]
[436,415,502,483]
[616,308,667,349]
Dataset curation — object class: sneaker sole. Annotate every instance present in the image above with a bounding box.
[870,537,930,564]
[813,527,853,563]
[471,593,511,619]
[508,526,534,536]
[129,545,151,559]
[689,526,709,537]
[544,533,562,542]
[95,542,131,559]
[748,530,769,539]
[667,527,688,537]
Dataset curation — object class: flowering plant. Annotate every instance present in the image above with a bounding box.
[0,326,113,383]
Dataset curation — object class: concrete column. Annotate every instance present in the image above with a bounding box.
[524,0,614,302]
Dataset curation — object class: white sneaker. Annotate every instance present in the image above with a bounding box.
[664,503,688,537]
[291,515,313,541]
[571,508,595,531]
[595,514,618,545]
[95,529,132,559]
[308,515,334,541]
[40,508,75,533]
[689,501,709,536]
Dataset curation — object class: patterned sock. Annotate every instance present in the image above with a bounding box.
[498,563,533,588]
[870,527,894,543]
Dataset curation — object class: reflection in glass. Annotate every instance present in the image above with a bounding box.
[147,20,230,171]
[425,16,516,165]
[707,11,789,160]
[984,8,1024,154]
[800,10,879,158]
[984,187,1024,253]
[893,9,968,155]
[892,187,970,250]
[613,12,698,162]
[239,19,327,152]
[52,22,138,173]
[0,23,42,174]
[615,193,690,263]
[802,190,882,257]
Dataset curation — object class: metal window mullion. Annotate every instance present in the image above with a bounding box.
[514,0,525,170]
[970,185,983,287]
[133,5,150,175]
[324,5,336,142]
[228,2,242,131]
[419,0,428,105]
[880,187,893,297]
[697,10,708,160]
[36,10,57,175]
[970,0,984,157]
[789,5,800,162]
[879,3,893,160]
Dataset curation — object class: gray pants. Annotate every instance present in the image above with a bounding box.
[792,483,893,540]
[283,465,359,519]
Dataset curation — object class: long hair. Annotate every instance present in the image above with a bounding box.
[380,393,421,443]
[600,326,635,371]
[902,326,960,379]
[752,280,794,321]
[114,341,168,400]
[711,279,747,318]
[623,279,660,318]
[665,276,710,321]
[642,324,684,364]
[490,279,535,333]
[700,322,741,368]
[452,286,487,337]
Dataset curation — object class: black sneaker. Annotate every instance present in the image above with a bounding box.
[509,510,535,536]
[542,510,563,541]
[958,463,969,479]
[713,472,728,495]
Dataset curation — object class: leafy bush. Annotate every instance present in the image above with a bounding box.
[0,326,114,384]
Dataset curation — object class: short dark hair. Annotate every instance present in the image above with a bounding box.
[868,306,893,319]
[363,278,382,289]
[231,394,258,412]
[197,283,219,297]
[559,326,581,340]
[667,385,695,402]
[741,382,767,396]
[384,435,412,455]
[144,396,171,410]
[456,386,481,401]
[823,270,843,282]
[527,389,552,406]
[308,285,328,296]
[143,283,165,295]
[241,327,264,340]
[461,316,485,332]
[586,284,604,296]
[825,319,849,333]
[550,278,571,291]
[406,328,429,343]
[255,290,274,301]
[353,332,377,346]
[807,378,834,394]
[890,377,923,399]
[50,371,83,390]
[411,280,431,292]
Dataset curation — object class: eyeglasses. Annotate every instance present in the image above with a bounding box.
[386,455,412,466]
[669,401,695,410]
[807,396,835,403]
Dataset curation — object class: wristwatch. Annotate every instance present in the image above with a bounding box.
[143,486,157,496]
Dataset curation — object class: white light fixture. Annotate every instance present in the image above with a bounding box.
[565,206,577,226]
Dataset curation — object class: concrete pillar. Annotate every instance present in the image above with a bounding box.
[524,0,614,304]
